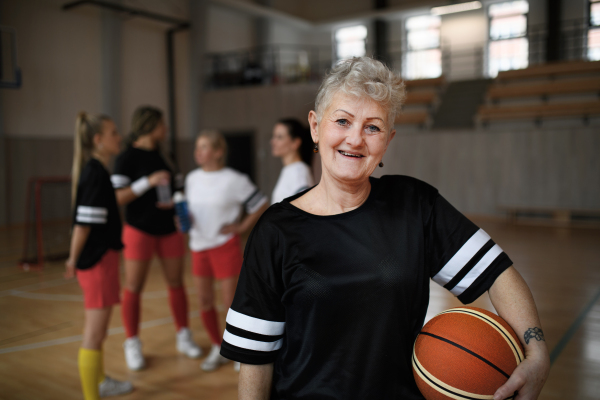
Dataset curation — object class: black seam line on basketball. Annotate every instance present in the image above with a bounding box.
[419,332,510,379]
[413,353,486,400]
[444,239,496,291]
[443,309,522,363]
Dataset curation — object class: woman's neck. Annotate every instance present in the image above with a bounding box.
[91,150,111,168]
[282,152,302,167]
[201,162,223,172]
[133,135,156,150]
[296,173,371,215]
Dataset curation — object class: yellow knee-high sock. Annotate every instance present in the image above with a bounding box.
[98,348,105,384]
[78,348,101,400]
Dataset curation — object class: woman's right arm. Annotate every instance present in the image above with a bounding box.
[64,225,91,278]
[115,170,170,206]
[239,363,274,400]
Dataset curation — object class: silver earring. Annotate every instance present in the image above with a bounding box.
[313,143,319,153]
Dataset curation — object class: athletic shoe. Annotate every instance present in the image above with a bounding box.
[99,376,133,397]
[201,344,229,372]
[234,361,240,372]
[176,327,202,359]
[123,336,145,371]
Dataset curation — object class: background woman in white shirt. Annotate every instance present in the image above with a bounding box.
[270,118,315,204]
[185,130,268,371]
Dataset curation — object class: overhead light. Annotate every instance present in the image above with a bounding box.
[431,1,482,16]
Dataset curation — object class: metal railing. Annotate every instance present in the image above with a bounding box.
[204,44,332,89]
[203,19,596,89]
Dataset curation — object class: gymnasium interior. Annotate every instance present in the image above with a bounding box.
[1,0,599,398]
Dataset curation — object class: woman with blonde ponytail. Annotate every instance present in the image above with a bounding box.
[111,106,200,371]
[66,112,133,400]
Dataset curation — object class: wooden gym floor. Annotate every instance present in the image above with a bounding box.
[0,219,599,399]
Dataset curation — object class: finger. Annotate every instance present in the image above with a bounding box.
[494,374,525,400]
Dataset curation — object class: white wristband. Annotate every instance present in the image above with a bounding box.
[131,176,151,196]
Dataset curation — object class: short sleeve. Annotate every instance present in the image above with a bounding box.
[75,171,108,226]
[111,152,132,189]
[220,216,286,364]
[235,173,268,214]
[291,164,314,195]
[426,193,512,304]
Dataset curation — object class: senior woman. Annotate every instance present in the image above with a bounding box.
[220,57,550,400]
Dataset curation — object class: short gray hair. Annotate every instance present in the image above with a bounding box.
[315,57,405,127]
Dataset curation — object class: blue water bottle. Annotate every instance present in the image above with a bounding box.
[173,191,191,233]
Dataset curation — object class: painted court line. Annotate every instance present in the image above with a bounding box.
[549,287,600,366]
[0,311,196,355]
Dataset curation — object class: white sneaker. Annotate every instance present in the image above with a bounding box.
[234,361,240,372]
[176,327,202,359]
[99,376,133,397]
[201,345,229,372]
[123,336,145,371]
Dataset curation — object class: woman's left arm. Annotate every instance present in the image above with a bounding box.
[488,266,550,400]
[220,202,269,236]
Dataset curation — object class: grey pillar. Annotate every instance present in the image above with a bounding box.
[101,8,122,129]
[189,0,209,137]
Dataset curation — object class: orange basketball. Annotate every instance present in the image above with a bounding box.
[412,307,524,400]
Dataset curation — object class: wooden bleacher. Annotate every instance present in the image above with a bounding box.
[477,60,600,126]
[478,101,600,123]
[396,77,445,127]
[496,60,600,81]
[487,77,600,100]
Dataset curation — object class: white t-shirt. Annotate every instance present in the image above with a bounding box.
[185,167,267,252]
[271,161,314,204]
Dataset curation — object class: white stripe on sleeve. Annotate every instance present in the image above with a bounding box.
[432,229,491,286]
[77,206,108,217]
[450,244,504,296]
[111,174,131,188]
[223,330,283,352]
[76,215,107,224]
[226,309,285,336]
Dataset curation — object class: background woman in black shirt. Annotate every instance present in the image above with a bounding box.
[66,112,132,399]
[111,106,200,371]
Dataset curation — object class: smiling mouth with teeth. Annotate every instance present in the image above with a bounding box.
[338,150,364,158]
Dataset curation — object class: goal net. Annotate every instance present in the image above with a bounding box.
[19,177,72,270]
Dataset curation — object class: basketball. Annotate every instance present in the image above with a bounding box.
[413,307,524,400]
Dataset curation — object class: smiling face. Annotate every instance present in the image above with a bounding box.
[271,123,300,158]
[309,92,395,186]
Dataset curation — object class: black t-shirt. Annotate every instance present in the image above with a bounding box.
[73,158,123,269]
[220,175,513,400]
[111,146,181,236]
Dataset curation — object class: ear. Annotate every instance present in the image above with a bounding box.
[308,110,319,144]
[93,132,103,147]
[387,129,396,146]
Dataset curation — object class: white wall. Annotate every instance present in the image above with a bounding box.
[1,0,102,138]
[206,6,256,52]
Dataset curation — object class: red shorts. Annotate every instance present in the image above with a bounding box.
[192,235,243,279]
[123,224,185,261]
[77,250,121,309]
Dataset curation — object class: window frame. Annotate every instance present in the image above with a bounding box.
[402,14,442,80]
[486,1,530,78]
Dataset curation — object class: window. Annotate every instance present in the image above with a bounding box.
[589,0,600,61]
[487,1,529,77]
[404,15,442,80]
[335,25,367,61]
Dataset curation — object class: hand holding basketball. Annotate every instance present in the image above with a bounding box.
[493,351,550,400]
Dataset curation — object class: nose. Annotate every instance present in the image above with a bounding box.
[345,125,364,148]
